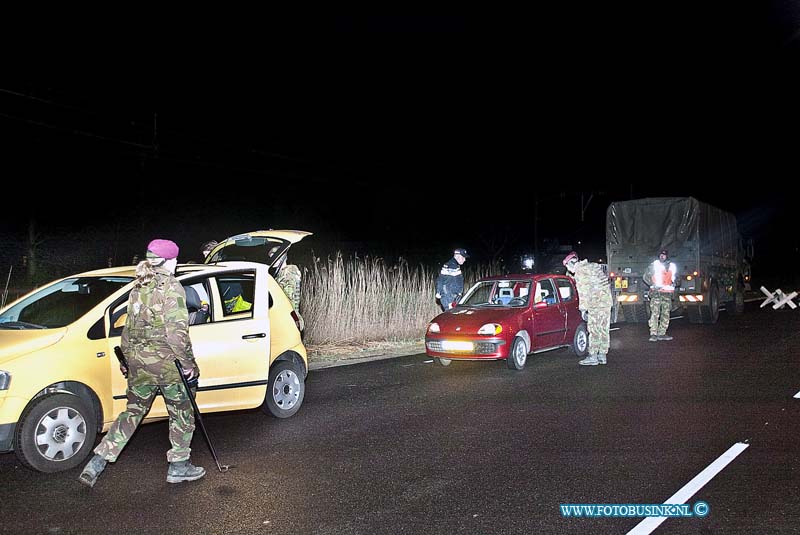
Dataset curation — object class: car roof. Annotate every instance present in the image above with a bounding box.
[480,273,569,282]
[71,262,267,279]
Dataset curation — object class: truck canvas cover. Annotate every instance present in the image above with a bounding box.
[606,197,739,267]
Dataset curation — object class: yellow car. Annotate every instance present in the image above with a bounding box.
[0,230,310,473]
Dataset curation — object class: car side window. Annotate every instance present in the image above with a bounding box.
[555,278,574,302]
[216,273,256,319]
[535,279,558,306]
[183,279,213,326]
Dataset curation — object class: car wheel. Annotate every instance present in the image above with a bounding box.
[263,361,305,418]
[434,357,452,367]
[506,337,527,370]
[572,323,589,357]
[15,393,97,473]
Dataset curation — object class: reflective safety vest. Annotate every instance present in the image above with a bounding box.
[651,260,677,292]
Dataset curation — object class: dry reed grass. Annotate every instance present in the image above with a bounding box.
[301,253,501,347]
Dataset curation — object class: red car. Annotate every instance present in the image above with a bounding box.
[425,273,589,370]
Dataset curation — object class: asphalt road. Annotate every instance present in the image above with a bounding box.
[1,302,799,534]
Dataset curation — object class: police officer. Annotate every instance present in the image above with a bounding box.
[435,248,469,311]
[79,239,204,488]
[563,251,613,365]
[644,248,677,342]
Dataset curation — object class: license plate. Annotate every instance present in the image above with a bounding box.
[440,341,474,351]
[614,279,629,289]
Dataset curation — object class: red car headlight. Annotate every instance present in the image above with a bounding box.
[477,323,502,335]
[428,322,441,333]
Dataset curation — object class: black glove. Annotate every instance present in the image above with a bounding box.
[182,363,200,389]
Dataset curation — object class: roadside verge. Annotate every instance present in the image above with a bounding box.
[307,340,426,370]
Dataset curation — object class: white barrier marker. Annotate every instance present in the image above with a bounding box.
[760,286,779,308]
[794,390,800,399]
[773,291,798,310]
[627,442,749,535]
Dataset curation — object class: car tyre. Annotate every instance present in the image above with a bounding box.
[15,393,97,473]
[506,337,527,370]
[572,322,589,357]
[434,357,452,367]
[263,361,305,418]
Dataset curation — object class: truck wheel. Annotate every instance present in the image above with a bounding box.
[572,323,589,357]
[695,284,720,324]
[728,284,745,316]
[506,337,527,370]
[263,361,305,418]
[707,284,720,324]
[15,393,97,473]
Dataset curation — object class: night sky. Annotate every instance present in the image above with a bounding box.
[1,10,799,280]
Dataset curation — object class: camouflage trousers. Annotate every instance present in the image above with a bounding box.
[588,306,611,356]
[649,292,673,336]
[94,383,195,463]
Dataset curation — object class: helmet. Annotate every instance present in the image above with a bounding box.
[562,251,579,266]
[453,248,469,258]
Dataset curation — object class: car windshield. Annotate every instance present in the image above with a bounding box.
[460,280,532,307]
[0,276,132,329]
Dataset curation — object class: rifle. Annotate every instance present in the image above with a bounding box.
[175,359,230,473]
[113,346,129,378]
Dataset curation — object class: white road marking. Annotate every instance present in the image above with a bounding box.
[794,390,800,399]
[627,442,749,535]
[423,360,434,364]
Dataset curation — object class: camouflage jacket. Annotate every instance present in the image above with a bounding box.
[276,264,302,310]
[571,260,612,311]
[121,267,197,386]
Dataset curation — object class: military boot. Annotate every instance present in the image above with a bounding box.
[658,334,673,341]
[597,354,607,365]
[166,460,206,483]
[78,454,108,488]
[579,355,599,366]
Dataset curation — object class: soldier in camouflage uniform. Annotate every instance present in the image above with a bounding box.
[563,251,613,366]
[644,249,677,342]
[79,239,205,488]
[276,261,302,311]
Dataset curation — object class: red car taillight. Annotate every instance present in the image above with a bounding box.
[290,310,303,333]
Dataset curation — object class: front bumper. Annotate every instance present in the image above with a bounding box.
[425,337,506,359]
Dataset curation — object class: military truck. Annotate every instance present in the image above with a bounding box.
[606,197,752,324]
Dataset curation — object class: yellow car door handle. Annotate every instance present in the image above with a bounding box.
[242,333,266,339]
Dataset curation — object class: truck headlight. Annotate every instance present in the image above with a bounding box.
[0,371,10,390]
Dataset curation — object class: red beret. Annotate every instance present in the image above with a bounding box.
[562,251,579,266]
[147,239,179,260]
